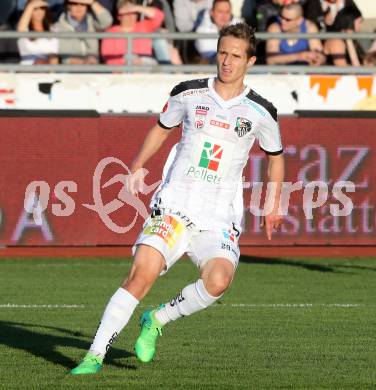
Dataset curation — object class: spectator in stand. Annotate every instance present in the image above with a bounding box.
[364,51,376,66]
[369,39,376,53]
[303,0,359,31]
[324,7,364,66]
[16,0,65,22]
[0,0,19,63]
[101,0,164,65]
[173,0,212,32]
[17,0,59,65]
[1,0,17,25]
[266,3,325,65]
[137,0,174,32]
[195,0,242,63]
[241,0,258,28]
[255,0,300,33]
[136,0,182,65]
[53,0,112,64]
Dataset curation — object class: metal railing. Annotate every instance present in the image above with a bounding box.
[0,31,375,74]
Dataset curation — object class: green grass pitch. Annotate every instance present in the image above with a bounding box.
[0,256,375,389]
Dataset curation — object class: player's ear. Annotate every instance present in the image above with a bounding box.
[247,56,257,68]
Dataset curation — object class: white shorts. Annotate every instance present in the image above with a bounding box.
[133,212,240,274]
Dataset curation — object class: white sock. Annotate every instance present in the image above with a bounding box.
[89,287,139,358]
[154,279,220,326]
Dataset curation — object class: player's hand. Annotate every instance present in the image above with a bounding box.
[125,167,147,196]
[261,214,283,240]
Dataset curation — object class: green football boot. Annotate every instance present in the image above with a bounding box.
[134,308,163,363]
[70,352,103,375]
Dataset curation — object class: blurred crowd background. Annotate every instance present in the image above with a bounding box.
[0,0,375,67]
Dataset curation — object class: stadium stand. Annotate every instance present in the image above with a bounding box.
[0,0,375,67]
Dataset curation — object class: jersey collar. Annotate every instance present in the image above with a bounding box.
[208,77,250,109]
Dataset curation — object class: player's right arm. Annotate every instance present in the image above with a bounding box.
[127,124,171,195]
[131,124,171,174]
[128,83,185,194]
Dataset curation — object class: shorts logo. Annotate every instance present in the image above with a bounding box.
[195,105,209,129]
[210,119,230,129]
[199,141,223,172]
[144,215,183,248]
[222,230,235,242]
[234,117,252,137]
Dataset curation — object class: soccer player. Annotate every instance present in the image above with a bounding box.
[71,22,284,375]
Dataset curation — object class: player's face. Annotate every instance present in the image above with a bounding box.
[216,36,256,85]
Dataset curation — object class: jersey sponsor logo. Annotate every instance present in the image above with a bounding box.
[144,215,184,248]
[195,119,205,129]
[216,114,228,121]
[199,141,223,172]
[242,98,267,117]
[182,88,209,97]
[210,119,230,129]
[187,141,223,184]
[234,117,252,137]
[187,136,235,184]
[195,105,209,111]
[186,166,221,184]
[195,106,209,129]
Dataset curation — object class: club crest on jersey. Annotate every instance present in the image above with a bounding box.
[195,105,209,128]
[234,117,252,137]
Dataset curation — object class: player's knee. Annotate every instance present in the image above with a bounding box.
[122,270,156,299]
[125,273,147,289]
[205,270,232,297]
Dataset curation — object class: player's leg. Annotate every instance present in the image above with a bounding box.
[135,229,239,363]
[70,245,165,375]
[154,257,235,325]
[133,214,190,363]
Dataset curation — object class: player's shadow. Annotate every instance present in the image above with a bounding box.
[240,256,338,273]
[240,255,376,274]
[0,320,136,370]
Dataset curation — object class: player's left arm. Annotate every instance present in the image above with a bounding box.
[264,153,285,240]
[255,101,284,239]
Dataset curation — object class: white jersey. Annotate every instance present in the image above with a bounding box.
[153,143,245,231]
[154,77,283,231]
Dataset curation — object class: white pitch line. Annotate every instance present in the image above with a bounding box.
[0,304,85,308]
[215,303,364,308]
[0,303,367,309]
